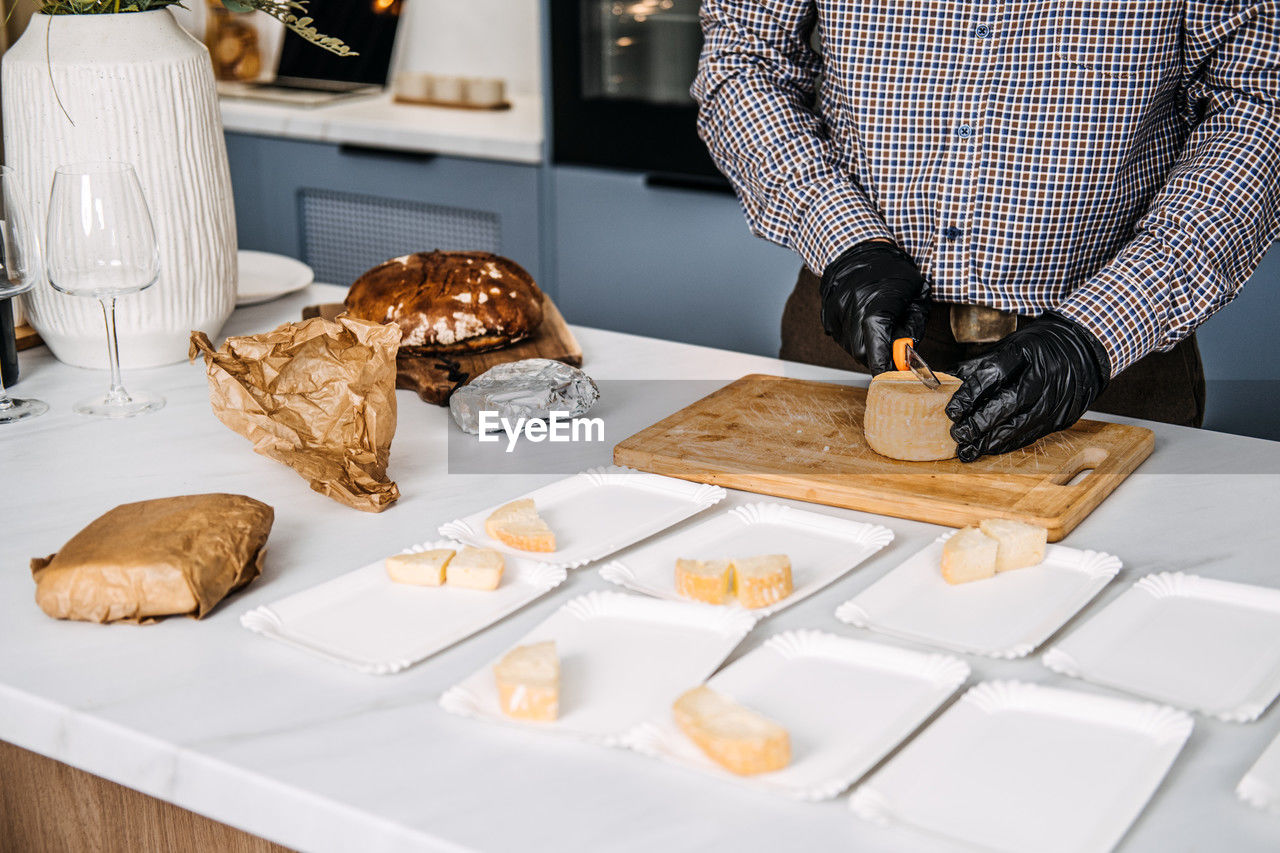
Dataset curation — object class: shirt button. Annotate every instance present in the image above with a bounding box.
[957,124,973,139]
[975,24,992,39]
[944,226,963,241]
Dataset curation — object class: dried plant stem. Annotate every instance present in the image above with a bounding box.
[45,16,75,126]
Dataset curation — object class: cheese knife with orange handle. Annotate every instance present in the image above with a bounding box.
[893,337,942,391]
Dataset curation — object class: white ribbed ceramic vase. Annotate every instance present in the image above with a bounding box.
[2,10,236,368]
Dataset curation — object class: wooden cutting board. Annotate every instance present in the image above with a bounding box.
[614,374,1155,541]
[303,293,582,405]
[15,324,41,351]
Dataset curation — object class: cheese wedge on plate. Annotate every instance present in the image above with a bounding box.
[386,549,454,586]
[486,498,556,552]
[941,519,1048,584]
[941,527,999,585]
[494,641,560,721]
[732,554,793,609]
[675,558,734,605]
[673,686,790,775]
[447,547,505,590]
[979,518,1048,572]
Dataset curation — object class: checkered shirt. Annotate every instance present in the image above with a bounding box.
[692,1,1280,375]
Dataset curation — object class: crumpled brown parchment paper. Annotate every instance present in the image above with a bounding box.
[31,494,274,623]
[189,315,401,512]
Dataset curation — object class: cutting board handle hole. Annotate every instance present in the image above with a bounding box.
[1051,447,1109,486]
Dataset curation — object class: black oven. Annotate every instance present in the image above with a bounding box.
[549,0,728,186]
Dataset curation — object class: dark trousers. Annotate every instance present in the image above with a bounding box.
[780,267,1206,427]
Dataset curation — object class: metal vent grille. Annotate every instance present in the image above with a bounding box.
[299,189,502,286]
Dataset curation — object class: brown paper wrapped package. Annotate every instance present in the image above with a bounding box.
[189,315,402,512]
[31,494,274,623]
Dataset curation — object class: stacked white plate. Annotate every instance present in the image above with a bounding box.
[235,250,314,306]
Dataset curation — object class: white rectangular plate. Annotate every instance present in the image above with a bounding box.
[599,503,893,616]
[1043,572,1280,722]
[1239,728,1280,815]
[240,541,567,675]
[850,680,1193,853]
[439,591,755,745]
[623,630,968,800]
[836,533,1121,658]
[438,466,726,568]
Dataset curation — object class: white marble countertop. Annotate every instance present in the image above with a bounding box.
[3,284,1280,852]
[219,93,544,164]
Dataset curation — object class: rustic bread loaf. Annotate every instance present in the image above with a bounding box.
[344,250,544,353]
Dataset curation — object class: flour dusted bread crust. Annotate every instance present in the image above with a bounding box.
[485,498,556,552]
[343,250,544,353]
[494,641,559,721]
[864,370,962,462]
[672,686,790,776]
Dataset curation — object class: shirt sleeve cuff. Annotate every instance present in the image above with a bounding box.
[794,179,896,272]
[1054,233,1173,377]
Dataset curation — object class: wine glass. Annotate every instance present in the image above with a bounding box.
[46,162,164,418]
[0,165,49,424]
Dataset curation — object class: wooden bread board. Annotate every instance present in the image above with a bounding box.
[303,293,582,405]
[614,374,1154,541]
[15,324,41,351]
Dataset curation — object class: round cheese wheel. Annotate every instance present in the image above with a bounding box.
[863,370,962,461]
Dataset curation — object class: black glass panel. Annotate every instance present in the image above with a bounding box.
[274,0,403,86]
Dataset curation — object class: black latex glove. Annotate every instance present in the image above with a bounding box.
[819,241,931,374]
[946,311,1111,462]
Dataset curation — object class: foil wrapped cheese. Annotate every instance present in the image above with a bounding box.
[449,358,598,436]
[863,370,962,462]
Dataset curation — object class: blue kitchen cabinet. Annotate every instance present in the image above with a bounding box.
[1196,242,1280,439]
[549,165,804,357]
[223,132,544,289]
